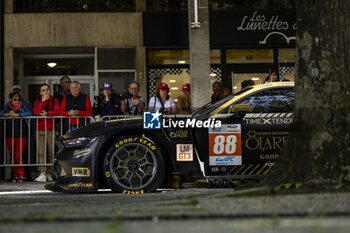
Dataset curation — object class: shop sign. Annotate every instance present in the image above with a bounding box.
[210,10,296,45]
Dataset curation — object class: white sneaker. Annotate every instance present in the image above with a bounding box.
[46,174,53,182]
[35,173,47,182]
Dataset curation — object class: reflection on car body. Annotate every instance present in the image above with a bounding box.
[47,82,295,193]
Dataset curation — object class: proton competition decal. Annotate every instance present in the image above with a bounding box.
[208,124,242,166]
[176,144,193,161]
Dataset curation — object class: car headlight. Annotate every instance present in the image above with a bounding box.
[62,137,97,148]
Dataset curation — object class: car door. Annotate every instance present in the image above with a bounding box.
[204,86,294,177]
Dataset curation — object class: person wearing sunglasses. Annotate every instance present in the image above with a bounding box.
[0,92,32,182]
[54,76,71,107]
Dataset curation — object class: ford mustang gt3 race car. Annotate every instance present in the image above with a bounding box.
[48,82,294,193]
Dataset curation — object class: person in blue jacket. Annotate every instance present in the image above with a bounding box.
[0,92,32,182]
[93,82,122,120]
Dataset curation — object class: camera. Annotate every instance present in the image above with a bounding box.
[129,105,138,115]
[159,107,169,115]
[120,92,133,100]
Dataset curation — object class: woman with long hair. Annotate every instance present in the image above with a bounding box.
[148,83,177,114]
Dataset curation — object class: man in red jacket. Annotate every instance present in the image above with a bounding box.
[33,83,60,182]
[60,81,92,132]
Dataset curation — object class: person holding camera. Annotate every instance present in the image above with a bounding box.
[93,82,122,120]
[148,83,177,115]
[121,81,145,115]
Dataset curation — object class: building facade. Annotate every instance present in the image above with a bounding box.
[2,0,296,106]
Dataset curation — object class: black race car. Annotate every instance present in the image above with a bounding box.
[48,82,294,193]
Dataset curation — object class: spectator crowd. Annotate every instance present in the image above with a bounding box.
[0,71,278,183]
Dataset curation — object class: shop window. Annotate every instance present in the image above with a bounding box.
[148,68,221,101]
[279,66,295,82]
[279,49,296,63]
[14,0,135,13]
[148,50,220,65]
[97,48,135,70]
[209,0,295,10]
[231,73,267,93]
[226,49,273,63]
[23,58,94,76]
[98,72,135,94]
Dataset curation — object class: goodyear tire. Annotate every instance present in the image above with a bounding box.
[103,136,166,193]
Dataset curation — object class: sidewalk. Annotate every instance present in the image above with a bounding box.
[0,180,48,192]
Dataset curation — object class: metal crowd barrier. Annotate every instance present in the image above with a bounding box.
[100,115,140,121]
[0,116,95,168]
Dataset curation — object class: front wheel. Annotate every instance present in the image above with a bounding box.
[103,136,166,193]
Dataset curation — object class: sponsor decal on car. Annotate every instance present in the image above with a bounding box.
[209,124,242,166]
[243,113,293,125]
[176,144,193,161]
[115,137,156,151]
[68,183,93,188]
[170,129,189,138]
[72,167,91,177]
[122,189,144,194]
[245,130,288,151]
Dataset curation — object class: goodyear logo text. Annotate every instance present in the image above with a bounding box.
[115,137,156,151]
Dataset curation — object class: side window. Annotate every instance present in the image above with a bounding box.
[221,88,294,113]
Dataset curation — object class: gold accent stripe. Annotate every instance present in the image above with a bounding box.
[227,166,238,175]
[249,164,260,175]
[263,166,273,174]
[234,165,245,175]
[256,165,266,174]
[241,164,253,175]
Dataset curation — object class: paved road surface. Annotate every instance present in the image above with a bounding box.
[1,182,350,233]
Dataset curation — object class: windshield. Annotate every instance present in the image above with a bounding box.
[191,87,253,116]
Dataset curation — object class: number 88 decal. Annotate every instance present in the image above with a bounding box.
[213,135,237,154]
[209,133,242,156]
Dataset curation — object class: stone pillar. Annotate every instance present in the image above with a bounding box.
[135,0,146,12]
[4,0,13,14]
[136,45,147,100]
[188,0,211,109]
[4,47,13,102]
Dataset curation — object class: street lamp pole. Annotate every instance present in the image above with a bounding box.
[188,0,211,110]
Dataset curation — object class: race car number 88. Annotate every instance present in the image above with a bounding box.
[213,135,237,154]
[209,133,242,156]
